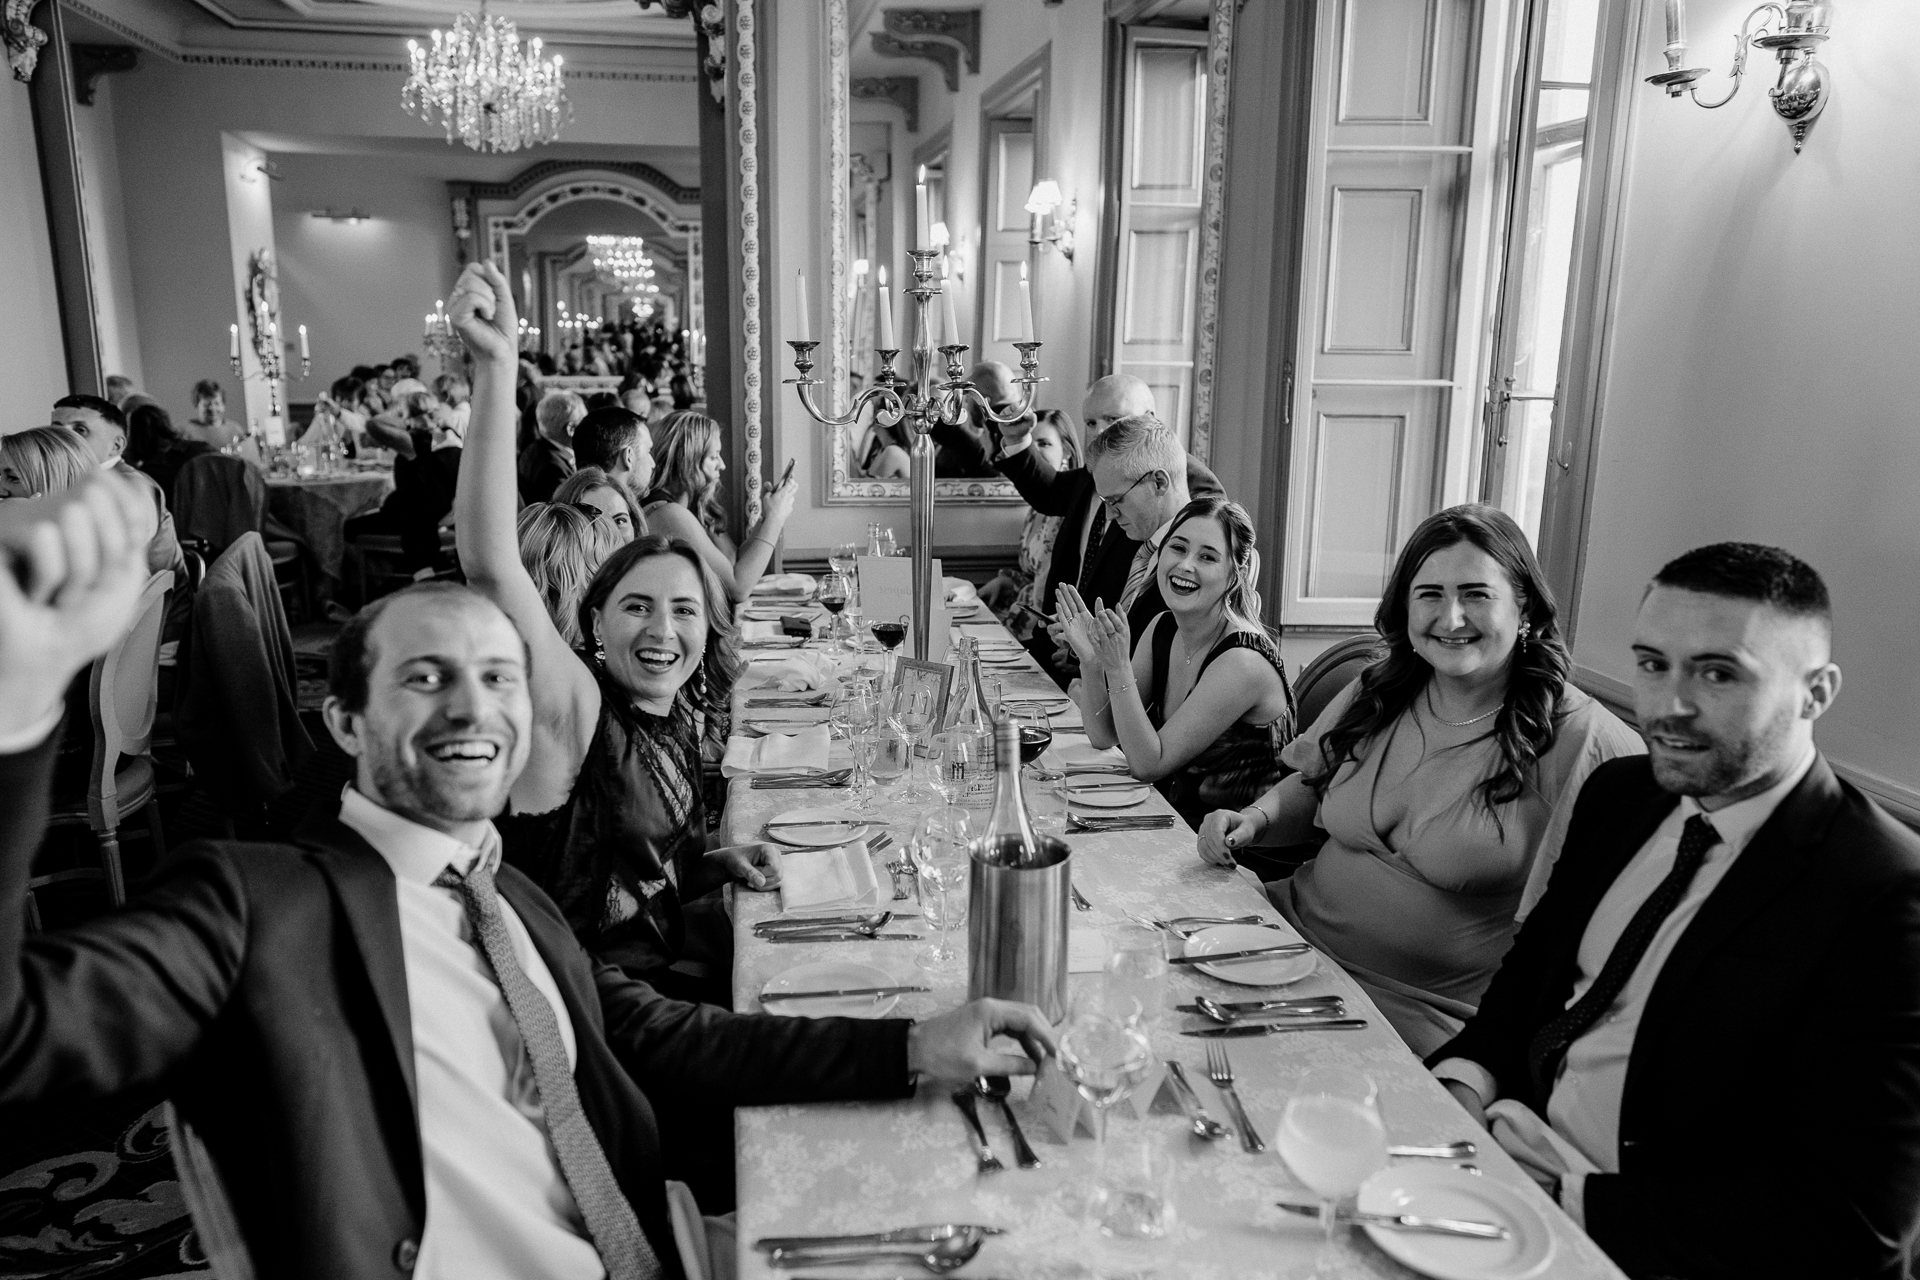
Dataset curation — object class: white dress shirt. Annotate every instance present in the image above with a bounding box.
[1434,748,1815,1217]
[337,788,604,1280]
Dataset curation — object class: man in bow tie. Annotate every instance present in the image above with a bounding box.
[1429,543,1920,1279]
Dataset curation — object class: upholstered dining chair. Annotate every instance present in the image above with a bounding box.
[28,570,174,931]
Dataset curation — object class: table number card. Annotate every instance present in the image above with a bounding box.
[1031,1056,1096,1142]
[857,555,949,662]
[1114,1057,1169,1122]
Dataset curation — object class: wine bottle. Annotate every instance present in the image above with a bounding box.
[978,712,1043,867]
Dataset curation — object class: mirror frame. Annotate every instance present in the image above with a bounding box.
[818,0,1236,501]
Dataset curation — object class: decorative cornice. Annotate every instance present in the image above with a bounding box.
[177,51,407,71]
[869,7,979,93]
[71,43,139,105]
[5,0,48,82]
[463,159,699,205]
[850,74,919,132]
[633,0,699,16]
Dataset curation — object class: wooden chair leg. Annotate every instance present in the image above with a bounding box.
[95,829,126,906]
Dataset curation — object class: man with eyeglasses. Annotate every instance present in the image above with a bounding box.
[1072,416,1192,639]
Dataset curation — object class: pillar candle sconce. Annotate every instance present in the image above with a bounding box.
[1647,0,1833,153]
[1025,181,1075,262]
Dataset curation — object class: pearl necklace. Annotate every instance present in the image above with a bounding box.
[1426,686,1501,727]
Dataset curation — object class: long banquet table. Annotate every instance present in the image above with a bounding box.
[725,606,1626,1280]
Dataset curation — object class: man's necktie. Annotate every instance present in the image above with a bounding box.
[1526,814,1721,1093]
[1118,538,1157,615]
[437,860,663,1280]
[1076,503,1109,598]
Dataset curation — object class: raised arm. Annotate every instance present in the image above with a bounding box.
[647,474,797,603]
[448,262,600,802]
[994,420,1083,517]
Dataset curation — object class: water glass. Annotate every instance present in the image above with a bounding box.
[931,729,977,809]
[1057,1010,1155,1229]
[1024,766,1067,837]
[910,807,972,971]
[847,728,878,811]
[869,723,911,797]
[1276,1068,1387,1278]
[1105,924,1170,1029]
[1099,1120,1175,1239]
[889,686,938,802]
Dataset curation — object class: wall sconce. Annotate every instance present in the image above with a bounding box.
[1647,0,1833,153]
[1025,180,1075,262]
[850,257,869,299]
[309,208,371,224]
[240,158,283,183]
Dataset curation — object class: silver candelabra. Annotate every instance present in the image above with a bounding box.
[787,248,1044,660]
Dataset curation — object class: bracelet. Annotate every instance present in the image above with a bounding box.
[745,534,774,549]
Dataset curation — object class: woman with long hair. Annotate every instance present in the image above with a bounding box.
[642,409,797,602]
[981,409,1081,640]
[449,261,775,1006]
[1196,504,1642,1054]
[0,425,97,498]
[515,501,625,647]
[1058,496,1295,826]
[124,402,211,500]
[552,465,645,545]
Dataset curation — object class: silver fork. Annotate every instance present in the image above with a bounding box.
[1205,1041,1265,1154]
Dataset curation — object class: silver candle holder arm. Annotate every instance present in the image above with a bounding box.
[787,247,1045,661]
[1648,1,1833,153]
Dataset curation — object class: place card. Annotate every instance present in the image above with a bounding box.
[1031,1056,1096,1142]
[858,555,949,662]
[1113,1057,1168,1122]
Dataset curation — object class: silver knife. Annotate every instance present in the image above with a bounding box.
[764,818,868,831]
[1274,1202,1509,1239]
[1168,943,1313,966]
[1176,997,1344,1015]
[759,985,930,1003]
[764,932,923,943]
[756,914,921,932]
[1182,1019,1368,1037]
[754,1226,1007,1251]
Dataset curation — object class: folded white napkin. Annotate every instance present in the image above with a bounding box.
[1039,741,1126,772]
[740,651,833,691]
[778,840,885,914]
[1486,1098,1599,1191]
[721,724,831,778]
[741,618,798,642]
[943,575,980,606]
[752,572,817,596]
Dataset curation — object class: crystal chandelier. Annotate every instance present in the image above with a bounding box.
[403,7,571,154]
[587,235,658,294]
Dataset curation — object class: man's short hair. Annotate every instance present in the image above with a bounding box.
[104,375,134,400]
[328,582,522,714]
[1652,542,1831,624]
[391,355,422,379]
[1085,414,1182,481]
[536,391,586,439]
[53,393,126,434]
[573,406,644,471]
[191,379,224,405]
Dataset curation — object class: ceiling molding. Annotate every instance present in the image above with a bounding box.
[868,8,978,93]
[850,74,918,132]
[461,158,699,204]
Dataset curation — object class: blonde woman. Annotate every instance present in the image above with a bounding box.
[514,501,624,648]
[0,425,98,499]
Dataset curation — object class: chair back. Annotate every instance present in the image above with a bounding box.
[88,570,172,828]
[173,454,267,557]
[1292,633,1382,732]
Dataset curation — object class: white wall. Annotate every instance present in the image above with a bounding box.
[0,80,69,430]
[1572,0,1920,807]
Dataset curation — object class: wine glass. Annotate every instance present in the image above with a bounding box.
[847,726,879,812]
[818,571,852,652]
[868,718,911,799]
[931,729,977,809]
[909,807,971,971]
[1057,1008,1155,1230]
[869,613,909,685]
[1105,923,1169,1031]
[1276,1068,1388,1278]
[889,685,937,802]
[830,541,861,616]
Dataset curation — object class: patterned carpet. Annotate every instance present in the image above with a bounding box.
[0,1093,206,1279]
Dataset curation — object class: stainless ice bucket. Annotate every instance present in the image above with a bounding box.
[966,834,1071,1022]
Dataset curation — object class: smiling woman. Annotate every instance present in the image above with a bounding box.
[449,260,775,1007]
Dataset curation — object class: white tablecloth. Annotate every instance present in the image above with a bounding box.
[724,615,1627,1280]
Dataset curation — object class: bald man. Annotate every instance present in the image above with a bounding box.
[995,375,1221,682]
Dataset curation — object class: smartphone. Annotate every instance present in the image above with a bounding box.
[778,458,796,487]
[1014,601,1056,625]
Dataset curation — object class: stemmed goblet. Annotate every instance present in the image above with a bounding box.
[1275,1067,1388,1278]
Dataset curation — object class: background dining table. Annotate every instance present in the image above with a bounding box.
[722,601,1629,1280]
[265,467,393,584]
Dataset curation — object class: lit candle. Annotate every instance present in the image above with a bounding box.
[1665,0,1686,47]
[298,324,310,361]
[877,266,895,349]
[942,261,961,348]
[915,165,930,252]
[1018,262,1035,342]
[229,323,240,360]
[795,270,811,342]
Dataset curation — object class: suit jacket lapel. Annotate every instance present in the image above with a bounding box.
[1644,755,1842,1015]
[1542,773,1680,996]
[301,816,419,1110]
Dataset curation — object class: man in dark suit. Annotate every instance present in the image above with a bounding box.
[517,389,583,504]
[1428,543,1920,1280]
[0,478,1055,1280]
[997,376,1221,680]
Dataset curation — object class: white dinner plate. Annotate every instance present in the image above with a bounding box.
[1055,741,1126,769]
[1356,1165,1554,1280]
[1183,923,1316,986]
[766,806,872,848]
[759,961,902,1019]
[1064,780,1152,810]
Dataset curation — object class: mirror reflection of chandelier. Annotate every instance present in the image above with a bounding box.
[586,235,660,298]
[402,7,571,154]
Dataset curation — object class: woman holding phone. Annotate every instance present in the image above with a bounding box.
[642,409,798,602]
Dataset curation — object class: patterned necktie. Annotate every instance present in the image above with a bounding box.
[1118,538,1157,615]
[1526,814,1721,1093]
[436,859,663,1280]
[1076,503,1110,597]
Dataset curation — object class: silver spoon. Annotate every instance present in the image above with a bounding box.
[975,1076,1040,1168]
[756,911,894,934]
[1193,994,1345,1024]
[1387,1140,1479,1159]
[767,1227,985,1272]
[762,917,899,940]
